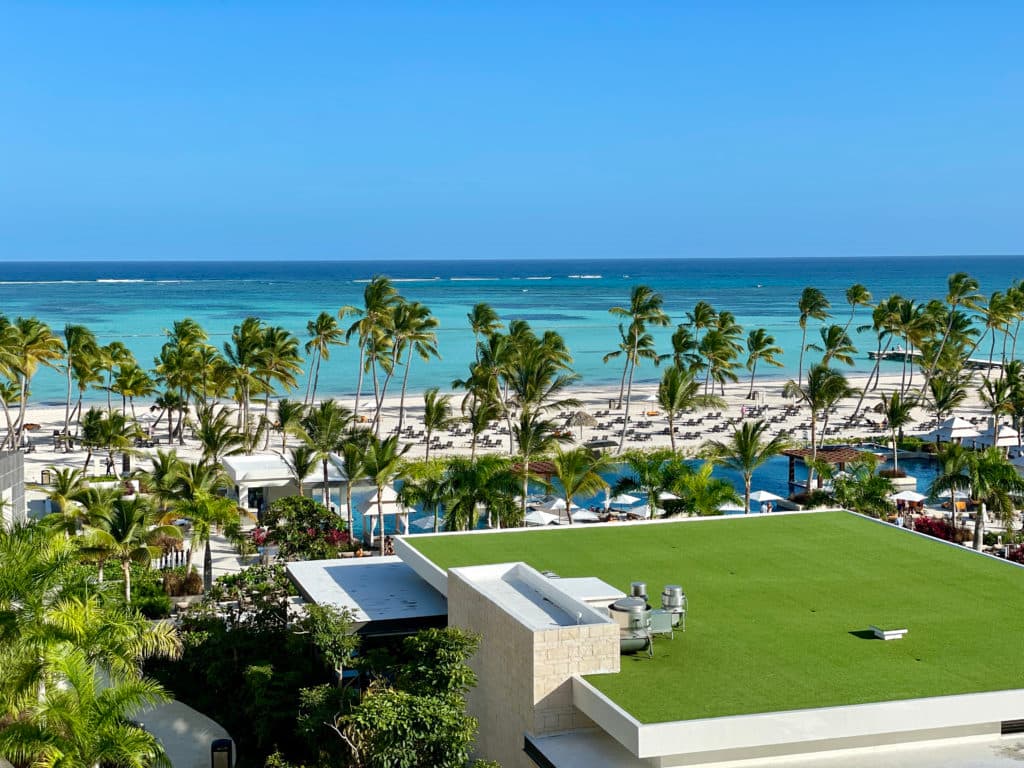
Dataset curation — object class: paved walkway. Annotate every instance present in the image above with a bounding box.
[136,699,234,768]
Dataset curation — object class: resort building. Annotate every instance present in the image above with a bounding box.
[0,450,26,528]
[288,511,1024,768]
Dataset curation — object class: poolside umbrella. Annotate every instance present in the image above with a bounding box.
[890,490,927,503]
[524,509,559,527]
[718,501,745,513]
[572,509,601,523]
[658,491,679,501]
[567,410,597,439]
[410,516,444,532]
[645,393,659,402]
[749,490,784,503]
[604,492,639,510]
[933,416,980,443]
[976,423,1019,448]
[539,497,566,512]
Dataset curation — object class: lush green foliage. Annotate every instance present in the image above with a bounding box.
[265,496,352,560]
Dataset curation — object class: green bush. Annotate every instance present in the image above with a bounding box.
[266,496,351,561]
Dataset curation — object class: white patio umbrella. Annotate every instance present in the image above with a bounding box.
[604,492,640,510]
[410,516,444,532]
[658,491,679,501]
[890,490,927,503]
[524,509,559,527]
[644,393,659,402]
[975,423,1019,449]
[718,501,745,513]
[571,509,601,523]
[539,497,567,512]
[749,490,784,503]
[933,416,981,442]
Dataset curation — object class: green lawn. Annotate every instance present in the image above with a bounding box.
[407,512,1024,723]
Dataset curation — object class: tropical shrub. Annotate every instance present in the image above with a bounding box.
[911,516,959,542]
[265,495,351,560]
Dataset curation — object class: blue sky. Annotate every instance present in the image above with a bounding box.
[2,2,1022,261]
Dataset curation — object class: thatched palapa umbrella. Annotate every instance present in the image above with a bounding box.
[567,410,597,439]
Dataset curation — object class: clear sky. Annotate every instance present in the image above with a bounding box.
[2,1,1022,262]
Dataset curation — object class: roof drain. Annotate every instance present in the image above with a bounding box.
[1002,719,1024,735]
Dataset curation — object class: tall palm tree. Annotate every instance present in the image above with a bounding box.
[931,446,1024,550]
[255,325,304,446]
[304,311,345,405]
[398,460,447,534]
[603,323,663,407]
[96,341,135,413]
[853,295,901,416]
[5,317,65,449]
[926,372,969,426]
[783,364,858,489]
[878,391,917,474]
[112,363,156,419]
[467,302,503,363]
[551,447,613,524]
[222,316,267,439]
[300,399,352,508]
[705,420,789,514]
[174,491,237,591]
[796,287,831,388]
[337,431,372,537]
[363,434,411,555]
[136,449,186,515]
[745,328,784,399]
[463,394,501,460]
[512,410,571,523]
[670,324,702,374]
[194,403,244,465]
[440,455,517,531]
[395,301,440,434]
[343,276,400,420]
[611,449,690,517]
[807,324,857,368]
[842,284,873,335]
[657,365,725,451]
[422,388,458,461]
[61,324,98,434]
[609,286,670,452]
[87,496,180,602]
[686,300,717,383]
[274,398,306,453]
[921,272,982,396]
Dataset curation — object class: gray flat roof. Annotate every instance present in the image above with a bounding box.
[287,556,447,632]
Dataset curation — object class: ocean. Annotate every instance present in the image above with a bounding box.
[2,256,1021,404]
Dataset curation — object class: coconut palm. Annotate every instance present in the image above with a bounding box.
[255,324,304,445]
[796,288,831,388]
[807,324,857,368]
[337,430,372,537]
[4,316,65,449]
[609,286,671,452]
[96,341,135,413]
[394,301,440,434]
[270,397,306,454]
[603,323,663,408]
[783,365,858,489]
[422,388,458,461]
[343,276,400,420]
[853,295,902,416]
[611,449,690,517]
[112,364,156,419]
[86,496,181,602]
[300,399,353,508]
[222,316,267,438]
[194,403,244,465]
[674,461,742,516]
[468,302,503,363]
[463,394,501,460]
[705,420,789,514]
[931,445,1024,550]
[61,324,98,433]
[830,459,895,517]
[175,491,237,591]
[979,376,1014,443]
[551,447,614,524]
[686,300,718,381]
[304,311,345,405]
[363,434,411,555]
[920,272,982,396]
[745,328,783,399]
[842,284,872,335]
[284,444,318,499]
[658,365,725,451]
[670,324,702,374]
[926,372,969,425]
[44,466,87,520]
[878,391,917,474]
[512,410,571,523]
[440,454,517,531]
[398,460,447,534]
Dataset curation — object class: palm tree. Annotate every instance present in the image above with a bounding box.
[467,302,503,363]
[222,316,267,439]
[175,491,237,591]
[194,403,244,465]
[931,446,1024,550]
[304,311,345,405]
[674,461,742,516]
[274,397,307,453]
[658,365,725,451]
[842,284,872,335]
[783,364,858,489]
[878,391,917,474]
[926,372,969,426]
[831,459,895,517]
[44,466,87,522]
[686,300,718,383]
[394,301,440,434]
[398,460,447,533]
[796,288,831,388]
[551,447,614,524]
[363,434,411,555]
[979,376,1014,444]
[609,286,671,452]
[611,449,690,517]
[6,317,65,449]
[463,395,501,460]
[96,341,135,413]
[440,455,517,531]
[284,444,318,498]
[112,363,156,419]
[422,388,458,460]
[337,431,372,537]
[87,496,180,602]
[853,295,901,416]
[670,324,702,374]
[603,323,663,408]
[705,420,789,514]
[344,276,400,420]
[807,324,857,368]
[921,272,982,396]
[255,324,304,445]
[0,649,172,768]
[61,324,98,433]
[512,410,571,523]
[745,328,783,399]
[300,399,353,508]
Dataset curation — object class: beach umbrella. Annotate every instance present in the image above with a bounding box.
[890,490,927,503]
[567,410,597,439]
[645,393,659,403]
[539,497,567,512]
[572,509,601,523]
[718,501,745,513]
[626,504,652,519]
[933,416,981,442]
[749,490,784,503]
[410,516,444,532]
[658,491,679,501]
[604,492,640,510]
[976,423,1019,449]
[524,509,559,527]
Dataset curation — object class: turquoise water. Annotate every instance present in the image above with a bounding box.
[2,256,1021,403]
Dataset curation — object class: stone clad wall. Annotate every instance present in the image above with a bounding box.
[0,451,26,528]
[447,568,620,768]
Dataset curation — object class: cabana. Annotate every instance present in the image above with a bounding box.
[362,485,410,547]
[782,446,878,489]
[929,416,981,444]
[974,423,1020,450]
[222,453,347,513]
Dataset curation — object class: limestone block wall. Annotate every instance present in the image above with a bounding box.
[0,451,25,528]
[447,568,620,768]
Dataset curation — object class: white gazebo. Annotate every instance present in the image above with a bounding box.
[931,416,981,444]
[222,453,348,514]
[362,485,410,545]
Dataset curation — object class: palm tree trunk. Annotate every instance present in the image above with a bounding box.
[322,459,330,508]
[122,560,132,603]
[618,334,640,453]
[617,356,630,408]
[797,326,807,389]
[667,410,676,452]
[744,476,752,515]
[974,501,985,551]
[397,356,413,433]
[311,353,323,404]
[64,355,74,434]
[921,314,956,397]
[353,342,366,419]
[808,415,818,490]
[345,485,354,542]
[854,337,886,416]
[204,540,214,591]
[747,360,758,399]
[891,429,899,473]
[377,492,386,556]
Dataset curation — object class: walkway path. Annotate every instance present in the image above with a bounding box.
[136,699,234,768]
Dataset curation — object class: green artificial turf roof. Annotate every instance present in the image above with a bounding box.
[407,512,1024,723]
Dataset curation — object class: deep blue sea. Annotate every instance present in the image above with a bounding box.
[2,256,1021,404]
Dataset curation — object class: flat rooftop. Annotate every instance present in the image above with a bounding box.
[405,512,1024,724]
